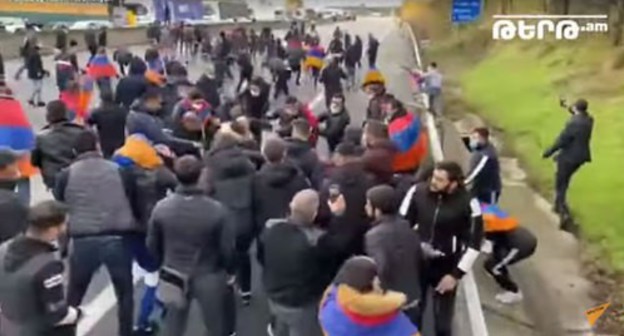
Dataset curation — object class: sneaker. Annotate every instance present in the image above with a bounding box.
[266,323,275,336]
[495,291,523,304]
[239,291,252,306]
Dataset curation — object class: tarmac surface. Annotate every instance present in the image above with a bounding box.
[2,14,570,336]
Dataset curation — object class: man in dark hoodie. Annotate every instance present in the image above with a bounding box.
[115,57,148,109]
[285,119,325,190]
[361,120,396,186]
[204,132,257,306]
[253,137,309,235]
[318,143,374,276]
[0,149,28,244]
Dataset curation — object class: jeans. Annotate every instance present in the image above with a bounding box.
[554,160,583,217]
[236,230,255,295]
[15,178,30,206]
[67,236,134,336]
[425,86,442,116]
[161,271,230,336]
[96,77,112,96]
[30,79,43,103]
[268,300,322,336]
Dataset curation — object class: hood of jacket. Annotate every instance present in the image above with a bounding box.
[259,161,302,187]
[208,145,255,179]
[2,236,57,273]
[113,134,163,170]
[321,284,418,335]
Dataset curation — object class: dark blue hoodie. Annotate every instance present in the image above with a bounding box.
[115,57,148,109]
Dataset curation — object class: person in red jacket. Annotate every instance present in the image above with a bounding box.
[278,96,319,146]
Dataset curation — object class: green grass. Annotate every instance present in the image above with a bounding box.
[458,39,624,270]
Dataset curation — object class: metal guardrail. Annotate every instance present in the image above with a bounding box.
[399,19,490,336]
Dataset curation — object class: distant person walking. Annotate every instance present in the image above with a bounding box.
[542,98,593,230]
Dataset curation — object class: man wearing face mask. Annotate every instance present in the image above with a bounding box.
[0,149,29,244]
[318,93,350,153]
[239,77,271,143]
[465,127,501,204]
[361,68,387,121]
[320,57,347,109]
[399,161,484,336]
[0,200,84,336]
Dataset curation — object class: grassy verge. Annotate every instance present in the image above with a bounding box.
[402,0,624,329]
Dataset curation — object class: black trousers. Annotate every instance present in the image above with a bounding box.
[419,260,457,336]
[483,246,529,293]
[274,80,289,99]
[554,160,583,216]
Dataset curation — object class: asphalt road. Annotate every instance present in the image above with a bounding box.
[2,17,412,336]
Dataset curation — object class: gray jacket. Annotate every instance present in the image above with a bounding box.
[54,152,137,237]
[365,215,422,304]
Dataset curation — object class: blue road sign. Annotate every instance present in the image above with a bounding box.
[452,0,482,24]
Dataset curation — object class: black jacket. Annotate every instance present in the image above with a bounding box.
[344,45,359,68]
[84,30,97,48]
[86,103,128,158]
[466,142,502,197]
[543,112,593,165]
[196,75,221,109]
[284,138,324,190]
[318,162,374,274]
[26,52,45,80]
[0,181,28,244]
[257,219,327,307]
[320,64,346,93]
[400,182,484,280]
[147,186,236,274]
[115,59,148,109]
[319,109,350,151]
[253,161,309,232]
[31,121,85,189]
[365,215,422,303]
[205,144,256,236]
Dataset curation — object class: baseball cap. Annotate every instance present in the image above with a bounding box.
[0,148,22,169]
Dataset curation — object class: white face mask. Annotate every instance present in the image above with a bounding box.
[330,104,342,113]
[250,89,260,97]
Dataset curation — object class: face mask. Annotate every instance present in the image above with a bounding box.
[330,104,342,113]
[469,138,480,150]
[250,89,260,97]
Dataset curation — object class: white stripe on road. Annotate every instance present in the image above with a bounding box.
[76,265,145,336]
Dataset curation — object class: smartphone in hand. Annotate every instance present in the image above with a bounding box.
[328,184,341,203]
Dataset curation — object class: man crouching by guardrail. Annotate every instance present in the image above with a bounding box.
[399,161,484,336]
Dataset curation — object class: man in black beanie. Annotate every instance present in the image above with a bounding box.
[364,184,422,323]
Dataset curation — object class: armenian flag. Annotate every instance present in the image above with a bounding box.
[304,45,325,70]
[481,203,519,233]
[113,134,163,170]
[147,58,165,75]
[60,75,93,124]
[87,54,117,79]
[388,112,428,173]
[0,97,37,177]
[145,69,165,86]
[320,285,419,336]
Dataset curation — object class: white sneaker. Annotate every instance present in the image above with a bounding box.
[495,291,523,304]
[267,323,275,336]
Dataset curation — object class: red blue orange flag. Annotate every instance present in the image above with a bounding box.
[481,203,519,232]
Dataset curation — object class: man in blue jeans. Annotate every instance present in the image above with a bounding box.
[54,130,140,336]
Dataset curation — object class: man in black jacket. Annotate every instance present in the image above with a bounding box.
[364,184,422,323]
[258,189,327,336]
[0,149,28,244]
[465,127,501,204]
[320,57,347,108]
[148,155,235,336]
[204,133,257,306]
[285,119,325,190]
[31,100,85,190]
[115,57,148,109]
[399,161,484,336]
[543,98,593,226]
[87,90,127,158]
[253,137,309,234]
[239,77,271,144]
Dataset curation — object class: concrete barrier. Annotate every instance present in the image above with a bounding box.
[0,18,339,60]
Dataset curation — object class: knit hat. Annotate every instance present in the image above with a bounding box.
[362,67,386,88]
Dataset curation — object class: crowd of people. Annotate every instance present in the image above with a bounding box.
[0,18,548,336]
